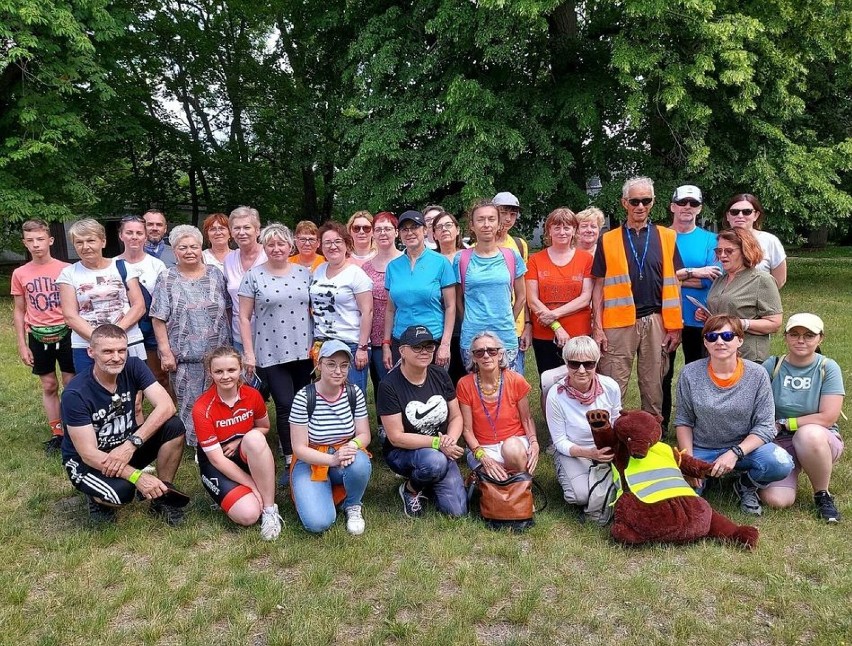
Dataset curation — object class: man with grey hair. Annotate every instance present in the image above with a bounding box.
[591,176,683,419]
[143,210,176,268]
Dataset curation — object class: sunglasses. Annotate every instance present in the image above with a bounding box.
[704,331,738,342]
[627,198,653,207]
[409,343,437,355]
[566,360,597,370]
[714,247,738,256]
[471,347,501,358]
[728,208,755,216]
[351,225,372,233]
[674,199,702,208]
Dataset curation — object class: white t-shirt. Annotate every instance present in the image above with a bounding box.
[310,263,373,344]
[202,248,224,274]
[56,259,145,348]
[120,254,166,295]
[545,374,622,457]
[753,230,786,272]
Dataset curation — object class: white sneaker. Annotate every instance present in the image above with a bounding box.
[344,505,365,535]
[260,504,283,541]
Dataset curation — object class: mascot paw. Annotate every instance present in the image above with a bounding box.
[733,525,759,550]
[586,409,611,430]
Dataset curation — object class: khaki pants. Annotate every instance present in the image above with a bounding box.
[598,313,669,418]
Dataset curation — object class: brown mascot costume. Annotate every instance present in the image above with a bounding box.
[587,409,758,549]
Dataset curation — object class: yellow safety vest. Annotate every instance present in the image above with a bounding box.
[613,442,698,504]
[600,225,682,330]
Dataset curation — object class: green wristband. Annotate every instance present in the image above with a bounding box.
[431,436,441,450]
[128,469,142,485]
[788,417,798,432]
[474,447,486,461]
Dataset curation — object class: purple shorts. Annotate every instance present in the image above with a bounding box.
[764,427,844,490]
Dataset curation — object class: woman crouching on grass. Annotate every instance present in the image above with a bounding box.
[192,347,283,540]
[289,340,372,535]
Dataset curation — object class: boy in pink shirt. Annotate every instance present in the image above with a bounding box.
[11,220,74,454]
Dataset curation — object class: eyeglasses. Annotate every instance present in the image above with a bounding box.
[728,208,755,216]
[322,239,346,248]
[321,360,350,373]
[550,225,574,232]
[714,247,738,257]
[208,225,229,233]
[566,360,597,370]
[434,222,456,231]
[674,199,702,208]
[471,347,500,358]
[627,198,654,207]
[296,236,317,244]
[786,332,819,341]
[373,227,395,234]
[704,331,738,342]
[407,343,437,355]
[351,225,372,233]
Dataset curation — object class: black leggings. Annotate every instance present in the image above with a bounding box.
[531,337,565,375]
[661,326,706,428]
[257,359,313,456]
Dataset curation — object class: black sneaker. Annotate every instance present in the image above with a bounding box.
[399,482,426,518]
[43,435,63,456]
[814,491,840,523]
[149,498,186,526]
[86,495,117,523]
[733,473,762,516]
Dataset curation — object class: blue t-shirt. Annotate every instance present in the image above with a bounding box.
[763,355,845,430]
[675,227,718,327]
[454,249,526,350]
[60,357,156,460]
[386,248,456,339]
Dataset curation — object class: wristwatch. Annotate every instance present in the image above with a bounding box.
[776,418,788,431]
[127,434,144,448]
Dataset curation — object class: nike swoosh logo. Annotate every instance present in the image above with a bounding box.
[414,403,441,420]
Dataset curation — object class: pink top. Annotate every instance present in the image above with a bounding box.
[223,248,268,345]
[11,258,70,328]
[361,259,388,346]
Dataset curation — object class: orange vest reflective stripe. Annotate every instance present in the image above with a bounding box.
[600,226,682,330]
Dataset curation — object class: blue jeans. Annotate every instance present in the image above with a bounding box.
[692,443,794,491]
[385,447,467,517]
[369,345,389,390]
[344,342,370,396]
[291,449,372,533]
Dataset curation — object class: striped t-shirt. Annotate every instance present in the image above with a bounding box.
[289,384,368,445]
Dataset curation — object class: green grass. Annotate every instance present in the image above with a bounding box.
[1,254,851,645]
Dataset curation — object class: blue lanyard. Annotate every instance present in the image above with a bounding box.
[476,373,504,442]
[626,226,650,280]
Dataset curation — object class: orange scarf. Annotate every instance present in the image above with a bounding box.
[708,358,744,388]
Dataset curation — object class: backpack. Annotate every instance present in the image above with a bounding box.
[512,235,528,262]
[116,259,155,347]
[304,382,358,418]
[583,462,616,525]
[768,354,827,383]
[458,247,517,292]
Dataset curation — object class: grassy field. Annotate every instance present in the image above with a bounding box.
[0,252,850,645]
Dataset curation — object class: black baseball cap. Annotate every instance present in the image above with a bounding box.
[399,325,435,346]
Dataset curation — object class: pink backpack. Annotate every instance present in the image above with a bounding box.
[458,247,517,291]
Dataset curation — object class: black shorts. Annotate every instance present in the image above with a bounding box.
[29,332,74,376]
[63,415,186,505]
[197,448,254,512]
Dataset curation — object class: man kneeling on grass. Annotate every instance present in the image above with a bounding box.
[61,324,188,525]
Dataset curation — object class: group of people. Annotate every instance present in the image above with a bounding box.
[11,178,844,541]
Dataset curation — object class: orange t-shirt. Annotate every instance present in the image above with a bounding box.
[525,248,593,339]
[456,370,531,445]
[289,254,325,271]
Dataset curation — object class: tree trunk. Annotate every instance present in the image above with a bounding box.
[806,225,829,248]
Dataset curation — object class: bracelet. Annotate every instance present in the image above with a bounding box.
[550,321,563,331]
[350,438,363,449]
[788,417,799,432]
[473,447,485,461]
[357,344,368,351]
[431,436,441,450]
[382,339,392,346]
[686,268,693,279]
[128,469,143,484]
[730,445,745,460]
[741,319,751,332]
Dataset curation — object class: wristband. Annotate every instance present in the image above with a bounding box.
[350,438,363,449]
[431,436,441,450]
[550,321,563,331]
[128,469,143,484]
[382,339,392,346]
[741,319,751,332]
[788,417,798,432]
[730,445,745,460]
[473,447,485,461]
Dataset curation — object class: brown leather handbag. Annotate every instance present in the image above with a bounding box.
[475,470,536,531]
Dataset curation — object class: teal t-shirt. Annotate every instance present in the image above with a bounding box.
[386,248,456,339]
[763,355,845,426]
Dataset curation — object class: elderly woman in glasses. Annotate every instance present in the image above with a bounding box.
[725,193,787,288]
[289,220,325,271]
[457,332,539,480]
[676,314,794,517]
[545,336,620,507]
[201,213,232,273]
[697,227,782,363]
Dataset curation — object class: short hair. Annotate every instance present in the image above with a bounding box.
[575,207,605,228]
[204,346,242,375]
[717,228,763,268]
[142,209,166,223]
[317,221,354,255]
[294,220,319,236]
[724,193,766,229]
[466,198,498,233]
[423,204,445,218]
[22,219,51,235]
[229,206,261,229]
[702,314,744,338]
[347,210,373,228]
[465,331,509,372]
[543,207,579,247]
[68,218,106,242]
[431,211,462,250]
[562,336,601,364]
[169,225,203,247]
[202,213,229,243]
[621,176,655,198]
[259,222,294,247]
[90,324,128,346]
[374,212,398,229]
[118,215,146,234]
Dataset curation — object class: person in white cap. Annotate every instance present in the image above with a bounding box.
[761,314,845,522]
[661,185,721,432]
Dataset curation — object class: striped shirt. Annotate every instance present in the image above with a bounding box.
[289,385,368,445]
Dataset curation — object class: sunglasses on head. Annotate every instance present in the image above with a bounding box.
[674,199,701,208]
[471,347,500,358]
[728,208,755,216]
[351,225,372,233]
[121,215,145,223]
[704,331,737,342]
[566,360,597,370]
[627,198,653,207]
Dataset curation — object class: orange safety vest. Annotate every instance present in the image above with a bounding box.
[600,225,682,330]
